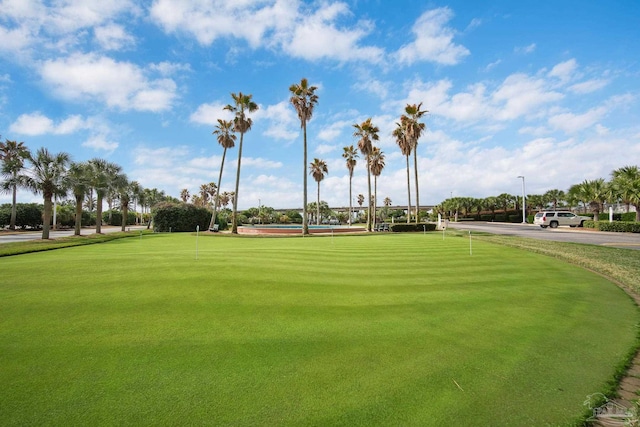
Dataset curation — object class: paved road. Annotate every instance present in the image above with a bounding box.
[0,225,148,244]
[447,221,640,250]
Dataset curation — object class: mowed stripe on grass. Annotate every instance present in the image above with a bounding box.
[0,233,637,426]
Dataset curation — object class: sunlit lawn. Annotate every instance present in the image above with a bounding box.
[0,232,637,426]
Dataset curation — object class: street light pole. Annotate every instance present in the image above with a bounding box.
[517,176,526,223]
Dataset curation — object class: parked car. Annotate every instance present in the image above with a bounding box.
[533,211,590,228]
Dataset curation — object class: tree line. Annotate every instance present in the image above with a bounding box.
[204,79,428,234]
[0,138,175,238]
[435,166,640,223]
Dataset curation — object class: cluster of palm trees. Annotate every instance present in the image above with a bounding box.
[206,92,258,234]
[180,184,234,212]
[339,104,426,232]
[0,138,171,238]
[204,80,428,234]
[436,165,640,222]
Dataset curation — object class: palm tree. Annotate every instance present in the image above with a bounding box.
[0,139,31,230]
[544,189,565,210]
[180,188,190,203]
[115,175,131,232]
[579,178,609,222]
[66,161,91,236]
[210,119,237,230]
[88,158,122,233]
[393,119,412,223]
[402,103,427,223]
[309,158,328,225]
[129,181,142,225]
[353,118,379,231]
[199,183,211,207]
[225,92,258,234]
[289,78,319,234]
[220,191,231,208]
[23,148,71,239]
[342,145,358,226]
[612,165,640,221]
[369,147,385,229]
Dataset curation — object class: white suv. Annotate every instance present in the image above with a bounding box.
[534,211,590,228]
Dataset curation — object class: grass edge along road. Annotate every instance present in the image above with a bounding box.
[1,232,638,426]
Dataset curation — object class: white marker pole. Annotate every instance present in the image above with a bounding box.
[196,225,199,260]
[469,230,472,256]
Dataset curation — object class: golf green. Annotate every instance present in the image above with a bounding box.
[0,233,637,426]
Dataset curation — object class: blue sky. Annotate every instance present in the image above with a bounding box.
[1,0,639,210]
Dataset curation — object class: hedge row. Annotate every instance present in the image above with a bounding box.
[390,223,437,232]
[152,202,211,232]
[584,221,640,233]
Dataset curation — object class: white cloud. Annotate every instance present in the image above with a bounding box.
[548,59,578,84]
[281,2,383,63]
[150,0,295,48]
[352,77,390,99]
[150,0,383,63]
[0,0,138,55]
[39,53,178,111]
[82,134,119,153]
[318,120,353,142]
[255,101,299,141]
[569,79,609,94]
[94,23,135,50]
[9,112,90,135]
[395,7,469,65]
[514,43,536,54]
[548,107,606,134]
[190,102,233,126]
[149,61,192,76]
[242,157,283,169]
[314,144,336,155]
[492,73,563,120]
[483,59,501,72]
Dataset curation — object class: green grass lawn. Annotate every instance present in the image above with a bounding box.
[0,233,637,426]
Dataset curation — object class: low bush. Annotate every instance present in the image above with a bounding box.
[0,203,43,229]
[584,220,640,233]
[152,202,211,232]
[390,223,437,232]
[598,221,640,233]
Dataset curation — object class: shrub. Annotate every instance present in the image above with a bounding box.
[103,210,137,227]
[390,223,437,232]
[0,205,9,227]
[597,221,640,233]
[508,214,521,223]
[152,202,211,232]
[1,203,44,229]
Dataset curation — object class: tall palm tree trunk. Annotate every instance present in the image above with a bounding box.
[96,194,103,234]
[373,175,378,231]
[209,147,227,230]
[405,155,411,224]
[10,183,18,230]
[348,175,353,227]
[413,150,420,224]
[74,195,83,236]
[316,181,321,225]
[42,194,53,239]
[232,133,244,234]
[121,204,128,232]
[302,122,309,235]
[366,158,372,232]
